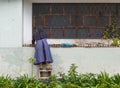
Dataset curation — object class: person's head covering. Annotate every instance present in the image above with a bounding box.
[34,28,47,41]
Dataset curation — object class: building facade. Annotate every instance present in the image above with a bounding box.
[0,0,120,78]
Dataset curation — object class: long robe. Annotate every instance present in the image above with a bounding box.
[32,28,53,65]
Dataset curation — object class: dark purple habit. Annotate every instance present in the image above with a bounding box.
[32,28,53,65]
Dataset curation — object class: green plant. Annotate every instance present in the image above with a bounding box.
[103,24,116,39]
[68,64,78,83]
[14,74,41,88]
[48,74,63,88]
[48,75,57,81]
[0,75,13,88]
[96,72,112,88]
[111,73,120,85]
[59,64,82,87]
[28,57,36,77]
[102,16,120,47]
[103,16,118,39]
[39,83,47,88]
[62,82,81,88]
[78,73,97,87]
[28,57,36,63]
[111,37,119,46]
[2,64,120,88]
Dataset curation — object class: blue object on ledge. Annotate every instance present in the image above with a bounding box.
[61,43,71,47]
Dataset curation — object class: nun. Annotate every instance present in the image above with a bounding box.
[32,28,53,70]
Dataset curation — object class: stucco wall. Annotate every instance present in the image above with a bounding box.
[0,0,22,47]
[0,0,120,78]
[0,47,120,78]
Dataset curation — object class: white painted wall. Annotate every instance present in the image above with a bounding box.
[0,47,120,78]
[23,0,32,44]
[52,47,120,75]
[0,0,22,47]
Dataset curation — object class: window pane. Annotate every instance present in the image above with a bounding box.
[91,4,102,14]
[33,3,120,39]
[103,4,116,14]
[77,28,89,38]
[85,16,96,26]
[71,16,83,26]
[33,4,50,14]
[44,28,50,38]
[98,16,109,27]
[35,16,42,27]
[52,4,63,14]
[46,16,69,26]
[91,29,102,38]
[117,28,120,37]
[78,4,90,14]
[51,29,63,38]
[64,29,76,39]
[64,4,78,14]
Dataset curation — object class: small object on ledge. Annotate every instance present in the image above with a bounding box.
[61,43,71,47]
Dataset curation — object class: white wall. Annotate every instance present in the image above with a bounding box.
[0,47,120,78]
[52,47,120,75]
[0,0,22,47]
[23,0,32,44]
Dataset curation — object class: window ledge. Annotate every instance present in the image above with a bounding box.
[22,44,120,48]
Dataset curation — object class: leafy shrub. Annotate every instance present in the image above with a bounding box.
[0,75,13,88]
[1,64,120,88]
[13,74,42,88]
[111,38,119,46]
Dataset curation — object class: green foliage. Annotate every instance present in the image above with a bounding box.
[62,82,81,88]
[39,83,47,88]
[0,75,13,88]
[103,16,119,39]
[59,64,97,88]
[28,57,36,63]
[111,37,119,46]
[78,73,97,87]
[96,72,111,88]
[48,74,63,88]
[103,24,116,39]
[48,75,57,82]
[28,57,36,77]
[1,64,120,88]
[68,64,78,83]
[13,74,41,88]
[58,64,120,88]
[111,73,120,84]
[102,16,120,47]
[97,72,110,83]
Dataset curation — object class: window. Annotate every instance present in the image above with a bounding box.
[32,3,120,39]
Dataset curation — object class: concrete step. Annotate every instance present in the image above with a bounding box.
[39,69,52,72]
[39,69,52,79]
[39,77,49,80]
